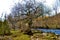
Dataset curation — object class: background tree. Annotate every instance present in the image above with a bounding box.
[0,13,10,36]
[53,0,60,15]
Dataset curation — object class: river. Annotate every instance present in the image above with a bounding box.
[36,29,60,35]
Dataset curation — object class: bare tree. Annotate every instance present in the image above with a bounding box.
[8,0,51,34]
[53,0,60,15]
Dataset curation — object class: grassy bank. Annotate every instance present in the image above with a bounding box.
[0,30,60,40]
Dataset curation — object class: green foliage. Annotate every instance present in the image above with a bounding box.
[0,20,10,35]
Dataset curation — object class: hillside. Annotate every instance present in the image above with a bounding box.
[7,13,60,30]
[32,13,60,29]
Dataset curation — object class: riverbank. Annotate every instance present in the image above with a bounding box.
[31,32,60,40]
[0,30,60,40]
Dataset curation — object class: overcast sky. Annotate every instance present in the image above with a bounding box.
[0,0,60,19]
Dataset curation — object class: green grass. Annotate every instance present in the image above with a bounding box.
[11,30,30,40]
[0,30,59,40]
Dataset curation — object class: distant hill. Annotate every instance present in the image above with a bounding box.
[32,13,60,29]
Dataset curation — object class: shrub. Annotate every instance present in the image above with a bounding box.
[0,20,10,35]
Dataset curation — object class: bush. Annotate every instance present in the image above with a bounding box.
[0,20,11,35]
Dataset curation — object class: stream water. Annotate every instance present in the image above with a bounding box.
[36,29,60,35]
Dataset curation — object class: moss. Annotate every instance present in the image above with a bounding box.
[13,35,30,40]
[10,30,30,40]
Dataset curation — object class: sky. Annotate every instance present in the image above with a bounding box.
[0,0,60,19]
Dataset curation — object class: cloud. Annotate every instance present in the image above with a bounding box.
[0,0,60,18]
[0,0,15,17]
[44,0,55,8]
